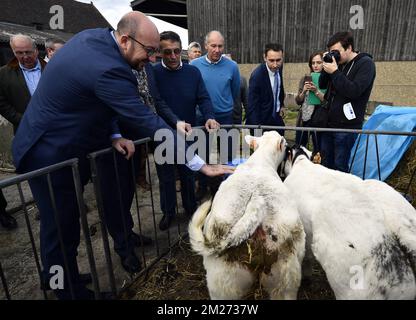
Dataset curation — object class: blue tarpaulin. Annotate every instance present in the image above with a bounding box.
[349,105,416,181]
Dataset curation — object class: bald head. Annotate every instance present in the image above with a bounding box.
[204,30,225,62]
[115,11,160,69]
[117,11,159,43]
[205,31,224,45]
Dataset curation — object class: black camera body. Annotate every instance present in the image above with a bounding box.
[323,50,341,63]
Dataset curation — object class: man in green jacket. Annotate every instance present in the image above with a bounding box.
[0,34,46,230]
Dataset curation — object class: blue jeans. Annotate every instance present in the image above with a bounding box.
[320,132,358,172]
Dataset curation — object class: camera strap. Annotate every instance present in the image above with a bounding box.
[346,61,355,77]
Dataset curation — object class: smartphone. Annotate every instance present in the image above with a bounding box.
[304,75,312,84]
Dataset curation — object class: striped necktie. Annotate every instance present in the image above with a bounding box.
[273,71,281,113]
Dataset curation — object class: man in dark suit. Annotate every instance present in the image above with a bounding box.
[0,34,47,230]
[12,11,232,300]
[246,43,286,135]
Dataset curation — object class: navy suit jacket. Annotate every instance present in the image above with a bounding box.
[246,63,285,126]
[12,28,176,172]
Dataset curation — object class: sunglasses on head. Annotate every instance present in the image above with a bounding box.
[162,48,181,55]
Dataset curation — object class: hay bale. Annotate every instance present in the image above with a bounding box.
[120,239,334,300]
[386,140,416,208]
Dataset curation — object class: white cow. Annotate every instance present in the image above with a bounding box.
[189,131,305,300]
[283,145,416,299]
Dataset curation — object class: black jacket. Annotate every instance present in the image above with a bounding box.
[319,53,376,129]
[0,57,47,133]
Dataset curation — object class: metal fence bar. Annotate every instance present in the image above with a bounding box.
[0,261,10,300]
[362,134,371,180]
[0,159,80,300]
[6,198,35,216]
[46,173,75,299]
[349,134,362,173]
[16,183,48,300]
[0,159,79,189]
[1,127,414,300]
[374,135,382,181]
[111,150,133,280]
[71,163,101,300]
[88,155,118,296]
[221,125,416,137]
[146,143,160,257]
[130,155,148,268]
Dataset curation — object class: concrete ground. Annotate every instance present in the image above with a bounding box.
[0,155,190,300]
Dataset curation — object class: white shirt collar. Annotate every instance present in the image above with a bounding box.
[205,55,222,65]
[161,59,183,70]
[266,63,279,77]
[110,30,123,53]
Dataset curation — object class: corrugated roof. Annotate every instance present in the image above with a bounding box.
[0,22,74,44]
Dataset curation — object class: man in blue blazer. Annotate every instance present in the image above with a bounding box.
[12,12,232,300]
[246,43,286,135]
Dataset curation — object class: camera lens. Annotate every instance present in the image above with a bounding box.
[323,53,333,63]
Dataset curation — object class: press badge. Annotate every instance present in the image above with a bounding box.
[343,102,356,120]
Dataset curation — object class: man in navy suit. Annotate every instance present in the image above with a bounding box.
[246,43,286,136]
[12,11,232,300]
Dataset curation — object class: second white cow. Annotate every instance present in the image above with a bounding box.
[283,145,416,299]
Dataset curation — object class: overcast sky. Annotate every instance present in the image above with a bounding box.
[75,0,189,45]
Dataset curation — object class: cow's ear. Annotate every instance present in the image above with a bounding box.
[278,138,285,152]
[245,135,259,150]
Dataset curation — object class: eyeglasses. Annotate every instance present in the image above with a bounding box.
[162,48,182,56]
[127,35,159,57]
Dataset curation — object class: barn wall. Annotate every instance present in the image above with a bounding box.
[187,0,416,63]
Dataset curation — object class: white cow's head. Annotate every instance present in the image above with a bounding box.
[244,130,287,165]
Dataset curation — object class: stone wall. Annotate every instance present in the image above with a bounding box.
[0,116,13,168]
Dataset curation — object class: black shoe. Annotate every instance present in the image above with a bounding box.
[121,252,142,274]
[159,215,174,231]
[130,232,152,247]
[195,187,208,201]
[0,212,17,230]
[41,273,93,291]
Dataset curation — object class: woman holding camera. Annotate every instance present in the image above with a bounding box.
[295,51,326,152]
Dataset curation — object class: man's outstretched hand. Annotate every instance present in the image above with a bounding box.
[199,164,235,177]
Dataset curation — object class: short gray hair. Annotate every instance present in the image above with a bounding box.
[10,34,37,49]
[45,37,65,49]
[188,41,201,51]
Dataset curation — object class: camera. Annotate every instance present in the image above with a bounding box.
[323,50,341,63]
